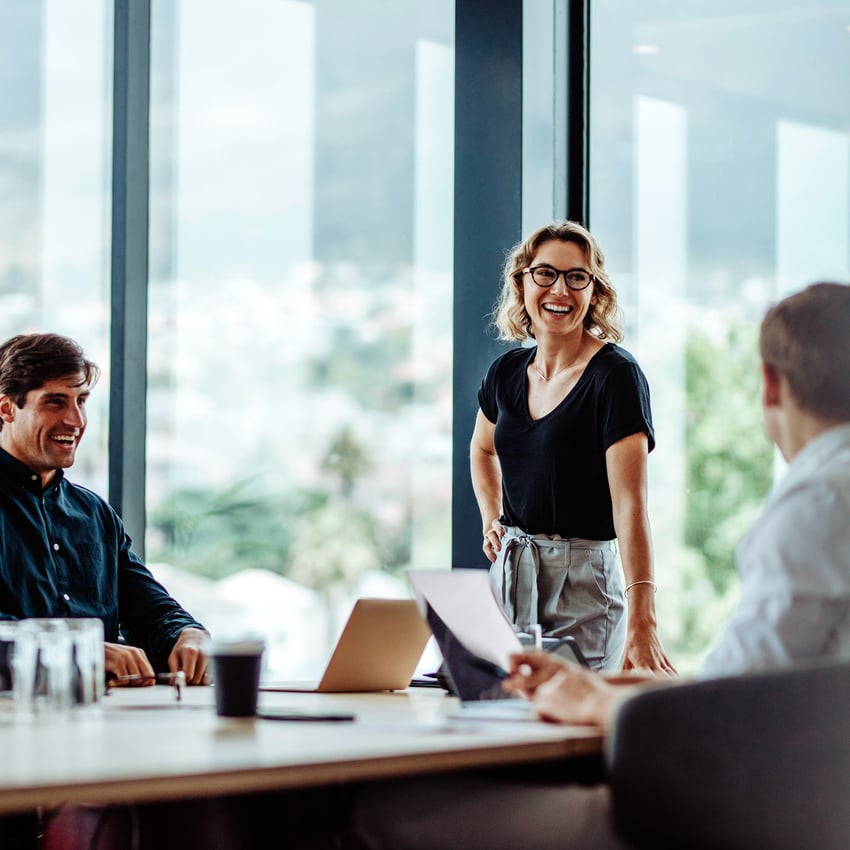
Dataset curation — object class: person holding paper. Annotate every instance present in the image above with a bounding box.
[507,280,850,725]
[348,281,850,850]
[471,220,672,673]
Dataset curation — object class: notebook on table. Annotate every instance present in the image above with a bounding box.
[260,598,431,693]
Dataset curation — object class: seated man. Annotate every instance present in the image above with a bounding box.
[347,281,850,850]
[0,332,209,684]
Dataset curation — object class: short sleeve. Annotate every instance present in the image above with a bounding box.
[477,353,513,424]
[599,359,655,453]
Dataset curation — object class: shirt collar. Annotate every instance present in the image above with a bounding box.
[775,422,850,495]
[0,447,65,494]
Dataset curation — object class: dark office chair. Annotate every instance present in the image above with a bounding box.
[605,658,850,850]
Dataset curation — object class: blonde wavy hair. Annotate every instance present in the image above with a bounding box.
[492,221,623,342]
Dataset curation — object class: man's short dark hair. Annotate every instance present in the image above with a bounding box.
[0,333,101,429]
[759,282,850,421]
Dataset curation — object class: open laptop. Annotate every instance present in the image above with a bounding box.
[407,570,529,714]
[260,598,431,693]
[407,569,588,719]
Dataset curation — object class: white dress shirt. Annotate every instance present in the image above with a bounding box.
[699,423,850,677]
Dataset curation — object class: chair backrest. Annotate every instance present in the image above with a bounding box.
[605,659,850,850]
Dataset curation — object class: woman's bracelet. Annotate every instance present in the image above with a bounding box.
[624,579,658,595]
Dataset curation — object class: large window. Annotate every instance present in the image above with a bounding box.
[590,0,850,671]
[5,0,848,681]
[146,1,454,677]
[0,0,113,493]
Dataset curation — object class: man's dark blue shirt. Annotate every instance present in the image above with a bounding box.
[0,447,205,670]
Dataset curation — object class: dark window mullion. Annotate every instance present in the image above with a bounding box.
[109,0,151,555]
[452,0,523,569]
[565,0,590,225]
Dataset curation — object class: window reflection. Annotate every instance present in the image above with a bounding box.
[0,0,112,493]
[147,0,453,678]
[590,0,850,671]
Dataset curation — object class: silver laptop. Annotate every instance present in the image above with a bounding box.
[260,598,431,693]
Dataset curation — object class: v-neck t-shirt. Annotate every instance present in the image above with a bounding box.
[477,343,655,540]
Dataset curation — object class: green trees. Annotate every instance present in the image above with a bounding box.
[148,425,393,592]
[685,322,773,594]
[662,320,774,670]
[148,318,776,672]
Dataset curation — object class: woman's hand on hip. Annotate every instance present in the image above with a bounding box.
[482,519,505,563]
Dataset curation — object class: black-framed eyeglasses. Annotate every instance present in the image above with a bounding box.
[522,265,594,291]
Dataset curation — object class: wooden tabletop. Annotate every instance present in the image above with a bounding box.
[0,685,603,814]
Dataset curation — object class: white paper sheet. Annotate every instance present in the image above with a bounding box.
[406,569,523,671]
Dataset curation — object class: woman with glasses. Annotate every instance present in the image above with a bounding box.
[470,220,674,674]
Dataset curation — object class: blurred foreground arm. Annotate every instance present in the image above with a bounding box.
[505,651,648,729]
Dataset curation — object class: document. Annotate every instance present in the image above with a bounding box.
[406,569,522,671]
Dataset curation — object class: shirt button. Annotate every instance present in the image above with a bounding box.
[63,593,70,601]
[31,475,38,482]
[53,543,60,551]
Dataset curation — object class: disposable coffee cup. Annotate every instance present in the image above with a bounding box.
[210,636,266,717]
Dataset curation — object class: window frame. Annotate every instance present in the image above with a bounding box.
[106,0,589,568]
[109,0,151,554]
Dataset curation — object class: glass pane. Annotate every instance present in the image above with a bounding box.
[590,0,850,672]
[0,0,113,493]
[147,0,454,678]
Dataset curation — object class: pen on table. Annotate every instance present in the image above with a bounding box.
[257,711,356,723]
[106,671,186,700]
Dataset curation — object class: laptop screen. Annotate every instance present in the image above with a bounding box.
[423,603,524,703]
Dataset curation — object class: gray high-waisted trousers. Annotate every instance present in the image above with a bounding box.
[490,527,626,671]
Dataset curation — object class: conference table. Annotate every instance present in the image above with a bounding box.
[0,683,604,815]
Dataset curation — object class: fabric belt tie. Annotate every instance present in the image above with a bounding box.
[496,531,614,629]
[500,532,581,629]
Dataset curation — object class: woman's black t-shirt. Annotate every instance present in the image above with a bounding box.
[477,343,655,540]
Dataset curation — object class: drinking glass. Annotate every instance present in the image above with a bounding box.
[0,621,34,711]
[18,619,74,714]
[66,618,105,707]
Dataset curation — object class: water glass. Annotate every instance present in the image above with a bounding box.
[0,621,33,708]
[0,622,15,697]
[18,619,75,714]
[2,618,106,717]
[66,618,105,707]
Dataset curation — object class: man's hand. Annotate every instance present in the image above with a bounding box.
[168,627,210,685]
[504,650,637,729]
[503,650,566,698]
[104,641,156,684]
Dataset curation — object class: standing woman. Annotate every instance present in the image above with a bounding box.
[471,221,674,673]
